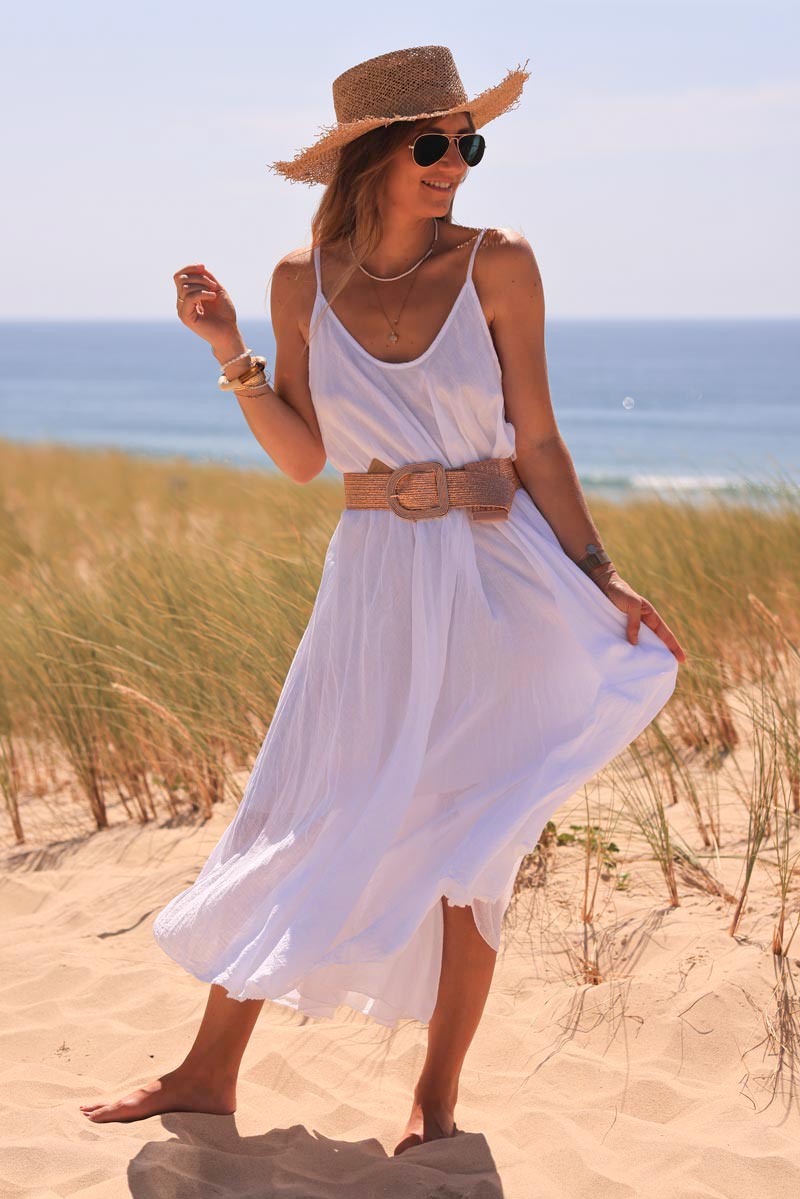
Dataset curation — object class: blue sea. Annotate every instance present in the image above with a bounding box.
[1,318,797,505]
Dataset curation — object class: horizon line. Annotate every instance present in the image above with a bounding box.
[1,314,798,324]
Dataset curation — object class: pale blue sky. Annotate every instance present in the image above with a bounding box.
[2,0,797,318]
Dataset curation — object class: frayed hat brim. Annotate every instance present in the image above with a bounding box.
[267,59,531,187]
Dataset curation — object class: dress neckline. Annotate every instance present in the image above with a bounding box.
[313,229,486,371]
[318,277,474,370]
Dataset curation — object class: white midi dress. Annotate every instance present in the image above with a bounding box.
[152,229,679,1027]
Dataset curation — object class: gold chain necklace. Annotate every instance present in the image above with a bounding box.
[349,217,439,281]
[350,225,482,346]
[367,265,424,345]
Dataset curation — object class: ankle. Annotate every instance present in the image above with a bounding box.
[176,1059,238,1089]
[414,1074,459,1108]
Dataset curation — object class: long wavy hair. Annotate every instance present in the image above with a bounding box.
[268,111,477,355]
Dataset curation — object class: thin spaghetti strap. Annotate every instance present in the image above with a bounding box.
[467,227,487,281]
[312,243,322,301]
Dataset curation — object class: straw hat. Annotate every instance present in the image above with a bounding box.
[268,44,531,187]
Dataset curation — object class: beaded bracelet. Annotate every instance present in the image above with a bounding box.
[218,347,253,369]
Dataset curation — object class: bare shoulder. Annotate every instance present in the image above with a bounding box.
[269,244,318,338]
[474,227,543,323]
[478,227,541,277]
[271,244,316,296]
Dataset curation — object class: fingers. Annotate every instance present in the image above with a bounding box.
[173,263,210,280]
[613,588,687,663]
[178,288,215,305]
[626,602,642,646]
[641,605,688,663]
[174,266,220,312]
[173,265,220,288]
[176,272,218,295]
[174,267,220,323]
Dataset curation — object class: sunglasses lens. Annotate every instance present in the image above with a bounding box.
[458,134,485,166]
[413,134,450,167]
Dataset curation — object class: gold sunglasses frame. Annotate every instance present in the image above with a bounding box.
[407,132,486,168]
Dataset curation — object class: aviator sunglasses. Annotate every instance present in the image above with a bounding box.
[408,132,486,169]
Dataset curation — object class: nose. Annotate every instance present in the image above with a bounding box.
[429,140,465,180]
[444,139,464,169]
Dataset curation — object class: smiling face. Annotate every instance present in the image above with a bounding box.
[380,110,476,219]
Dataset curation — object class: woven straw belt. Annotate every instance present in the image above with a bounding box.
[343,455,522,522]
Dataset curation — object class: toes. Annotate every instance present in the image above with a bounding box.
[84,1104,119,1122]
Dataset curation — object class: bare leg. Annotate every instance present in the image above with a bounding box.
[80,984,264,1123]
[393,896,497,1154]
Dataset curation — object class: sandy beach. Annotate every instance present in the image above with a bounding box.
[3,725,800,1199]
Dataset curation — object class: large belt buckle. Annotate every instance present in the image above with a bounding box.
[386,460,450,520]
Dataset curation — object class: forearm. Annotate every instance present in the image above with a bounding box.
[514,434,618,590]
[213,334,323,484]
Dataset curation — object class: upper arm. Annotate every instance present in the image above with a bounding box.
[481,229,560,453]
[269,253,327,476]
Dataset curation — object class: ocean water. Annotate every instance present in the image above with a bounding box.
[1,318,797,505]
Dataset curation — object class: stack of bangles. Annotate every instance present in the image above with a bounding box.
[216,348,273,398]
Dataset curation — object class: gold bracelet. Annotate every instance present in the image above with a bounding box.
[217,356,269,391]
[232,378,273,398]
[217,357,265,387]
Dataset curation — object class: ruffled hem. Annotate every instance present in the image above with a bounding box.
[154,886,510,1028]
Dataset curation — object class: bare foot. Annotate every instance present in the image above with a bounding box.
[78,1068,236,1124]
[393,1088,459,1155]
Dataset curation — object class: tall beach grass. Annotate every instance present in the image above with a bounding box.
[1,438,799,945]
[2,437,798,834]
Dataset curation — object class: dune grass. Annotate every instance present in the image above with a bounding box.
[2,438,798,823]
[1,438,799,930]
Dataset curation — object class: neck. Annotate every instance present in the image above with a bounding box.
[355,215,438,276]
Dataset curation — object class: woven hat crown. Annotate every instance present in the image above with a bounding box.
[333,46,468,125]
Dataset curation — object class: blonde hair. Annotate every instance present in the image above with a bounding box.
[266,112,477,354]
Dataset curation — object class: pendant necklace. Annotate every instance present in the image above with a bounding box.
[368,263,424,345]
[365,225,480,345]
[348,218,439,345]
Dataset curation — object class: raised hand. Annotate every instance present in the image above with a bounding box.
[174,263,240,349]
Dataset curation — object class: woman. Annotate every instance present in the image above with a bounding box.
[80,45,685,1152]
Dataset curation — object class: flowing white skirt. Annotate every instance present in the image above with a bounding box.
[152,488,678,1027]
